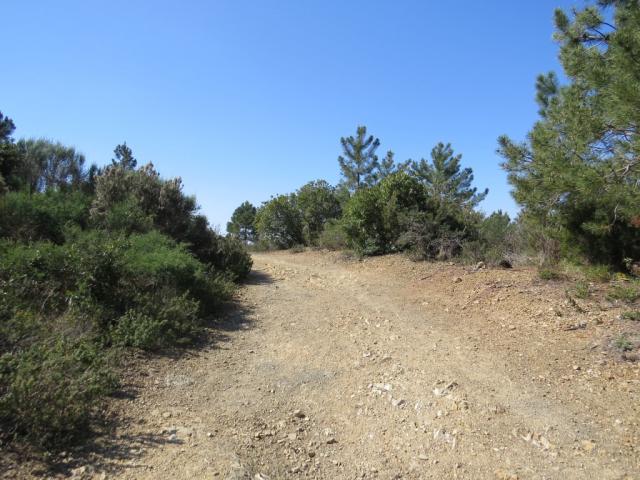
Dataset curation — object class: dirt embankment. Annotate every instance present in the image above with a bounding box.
[8,251,640,479]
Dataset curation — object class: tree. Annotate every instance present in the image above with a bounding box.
[410,143,487,209]
[15,138,86,192]
[498,0,640,267]
[338,125,380,191]
[112,142,137,170]
[0,111,20,193]
[227,201,257,242]
[295,180,341,244]
[374,150,410,181]
[342,171,426,255]
[255,195,304,249]
[0,111,15,143]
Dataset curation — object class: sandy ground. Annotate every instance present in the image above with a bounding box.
[7,250,640,479]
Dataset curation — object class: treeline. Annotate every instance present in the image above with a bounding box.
[229,133,514,264]
[0,115,251,448]
[229,0,639,272]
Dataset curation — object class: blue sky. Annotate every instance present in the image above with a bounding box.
[2,0,579,229]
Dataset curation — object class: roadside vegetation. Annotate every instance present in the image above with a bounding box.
[0,118,251,449]
[229,0,639,279]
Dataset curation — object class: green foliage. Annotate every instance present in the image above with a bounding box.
[403,206,478,261]
[582,264,612,283]
[621,311,640,321]
[0,337,117,447]
[316,219,348,251]
[111,142,137,170]
[15,138,87,193]
[410,142,487,209]
[461,211,519,265]
[211,236,253,281]
[0,119,251,450]
[295,180,341,244]
[573,281,590,299]
[111,293,200,349]
[255,194,304,249]
[342,172,426,255]
[338,126,381,191]
[227,201,257,242]
[498,0,640,268]
[90,162,251,278]
[0,190,91,243]
[614,334,634,352]
[606,284,640,303]
[538,268,563,281]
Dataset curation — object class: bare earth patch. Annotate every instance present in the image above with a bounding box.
[7,251,640,479]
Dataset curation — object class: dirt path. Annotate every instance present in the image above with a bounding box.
[54,251,640,479]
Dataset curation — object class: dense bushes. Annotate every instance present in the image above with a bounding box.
[0,337,116,447]
[0,190,91,243]
[0,121,252,449]
[246,148,494,262]
[254,194,304,249]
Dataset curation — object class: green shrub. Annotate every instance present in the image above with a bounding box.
[0,190,91,243]
[0,137,250,453]
[573,281,590,299]
[212,236,253,281]
[606,284,640,303]
[461,211,521,265]
[342,186,387,255]
[111,293,200,349]
[621,311,640,321]
[342,172,426,255]
[538,268,563,281]
[255,194,304,249]
[0,337,116,447]
[614,334,634,352]
[98,198,154,234]
[316,219,348,250]
[296,180,341,244]
[583,265,612,283]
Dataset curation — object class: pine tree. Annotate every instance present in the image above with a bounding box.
[498,0,640,267]
[411,142,487,209]
[0,111,15,143]
[227,201,257,242]
[0,111,19,192]
[338,126,380,191]
[375,151,410,181]
[377,151,396,179]
[112,142,137,170]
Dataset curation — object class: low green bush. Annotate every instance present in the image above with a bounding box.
[0,190,91,244]
[0,336,117,447]
[111,293,200,349]
[573,281,590,299]
[582,265,612,283]
[621,311,640,321]
[606,284,640,303]
[212,236,253,281]
[614,334,634,352]
[538,268,563,281]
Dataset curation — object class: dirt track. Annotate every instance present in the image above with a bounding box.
[26,251,640,479]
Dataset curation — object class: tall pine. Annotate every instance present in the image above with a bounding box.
[498,0,640,267]
[338,126,380,191]
[411,142,487,209]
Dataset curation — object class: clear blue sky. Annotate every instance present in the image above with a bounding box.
[2,0,579,229]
